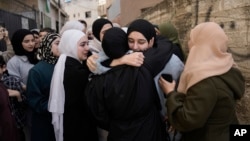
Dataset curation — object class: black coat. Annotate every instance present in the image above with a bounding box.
[85,37,173,141]
[63,57,98,141]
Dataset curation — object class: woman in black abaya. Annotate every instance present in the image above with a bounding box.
[85,27,173,141]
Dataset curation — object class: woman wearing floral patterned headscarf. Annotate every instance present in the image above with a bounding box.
[26,32,60,141]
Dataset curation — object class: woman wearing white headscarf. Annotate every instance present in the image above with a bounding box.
[59,20,85,35]
[48,29,98,141]
[159,22,245,141]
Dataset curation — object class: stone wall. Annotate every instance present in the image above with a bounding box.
[141,0,250,124]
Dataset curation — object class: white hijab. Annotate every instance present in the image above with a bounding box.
[59,20,85,35]
[48,29,85,141]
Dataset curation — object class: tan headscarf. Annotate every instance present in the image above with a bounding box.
[177,22,235,93]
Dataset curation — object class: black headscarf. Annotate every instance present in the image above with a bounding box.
[92,18,113,41]
[11,29,38,64]
[38,33,60,64]
[102,27,129,59]
[127,19,157,47]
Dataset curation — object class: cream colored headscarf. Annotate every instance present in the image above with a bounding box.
[48,29,85,141]
[177,22,235,93]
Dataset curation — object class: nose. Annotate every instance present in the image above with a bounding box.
[85,44,90,51]
[132,42,139,51]
[31,40,35,45]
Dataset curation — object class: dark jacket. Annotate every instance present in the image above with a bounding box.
[26,61,56,141]
[0,82,19,141]
[166,67,245,141]
[86,37,174,141]
[63,57,98,141]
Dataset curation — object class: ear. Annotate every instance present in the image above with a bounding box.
[148,37,154,48]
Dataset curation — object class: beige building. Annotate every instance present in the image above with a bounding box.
[61,0,99,29]
[98,0,163,26]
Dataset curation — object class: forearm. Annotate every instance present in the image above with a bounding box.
[110,58,122,67]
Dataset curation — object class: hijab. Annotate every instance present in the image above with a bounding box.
[127,19,157,47]
[92,18,113,41]
[102,27,129,59]
[177,22,235,93]
[48,29,86,141]
[38,33,60,64]
[11,29,38,64]
[159,21,181,45]
[59,20,85,35]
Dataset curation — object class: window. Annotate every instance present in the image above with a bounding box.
[85,11,91,18]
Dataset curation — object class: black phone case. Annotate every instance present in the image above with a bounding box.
[161,74,173,82]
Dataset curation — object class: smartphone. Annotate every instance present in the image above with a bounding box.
[161,74,173,82]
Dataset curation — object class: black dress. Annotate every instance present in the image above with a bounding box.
[86,37,174,141]
[63,57,98,141]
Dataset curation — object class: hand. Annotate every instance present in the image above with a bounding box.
[8,89,22,102]
[159,76,176,95]
[121,52,144,67]
[164,116,175,133]
[22,84,26,91]
[87,54,99,72]
[3,29,11,45]
[168,125,175,133]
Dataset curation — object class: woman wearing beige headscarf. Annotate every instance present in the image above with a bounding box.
[159,22,245,141]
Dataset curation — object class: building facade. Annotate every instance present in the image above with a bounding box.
[0,0,68,35]
[61,0,99,29]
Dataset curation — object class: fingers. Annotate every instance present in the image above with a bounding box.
[134,52,144,66]
[159,77,176,94]
[87,54,99,72]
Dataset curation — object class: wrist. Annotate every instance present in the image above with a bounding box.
[164,90,174,97]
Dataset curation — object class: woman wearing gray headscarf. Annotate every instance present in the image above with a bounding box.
[26,33,60,141]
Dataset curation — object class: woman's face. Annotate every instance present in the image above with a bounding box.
[128,31,153,52]
[33,33,40,48]
[77,35,89,61]
[22,34,35,52]
[51,37,61,57]
[99,23,112,41]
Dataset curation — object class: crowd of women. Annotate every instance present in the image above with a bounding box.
[0,17,245,141]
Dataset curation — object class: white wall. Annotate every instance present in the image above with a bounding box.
[61,0,99,29]
[107,0,120,21]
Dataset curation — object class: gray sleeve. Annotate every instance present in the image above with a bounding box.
[92,51,111,75]
[154,54,184,115]
[6,57,20,78]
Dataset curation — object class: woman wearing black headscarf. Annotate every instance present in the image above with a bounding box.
[7,29,38,86]
[85,27,172,141]
[26,33,60,141]
[6,28,38,141]
[89,18,113,53]
[127,19,184,141]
